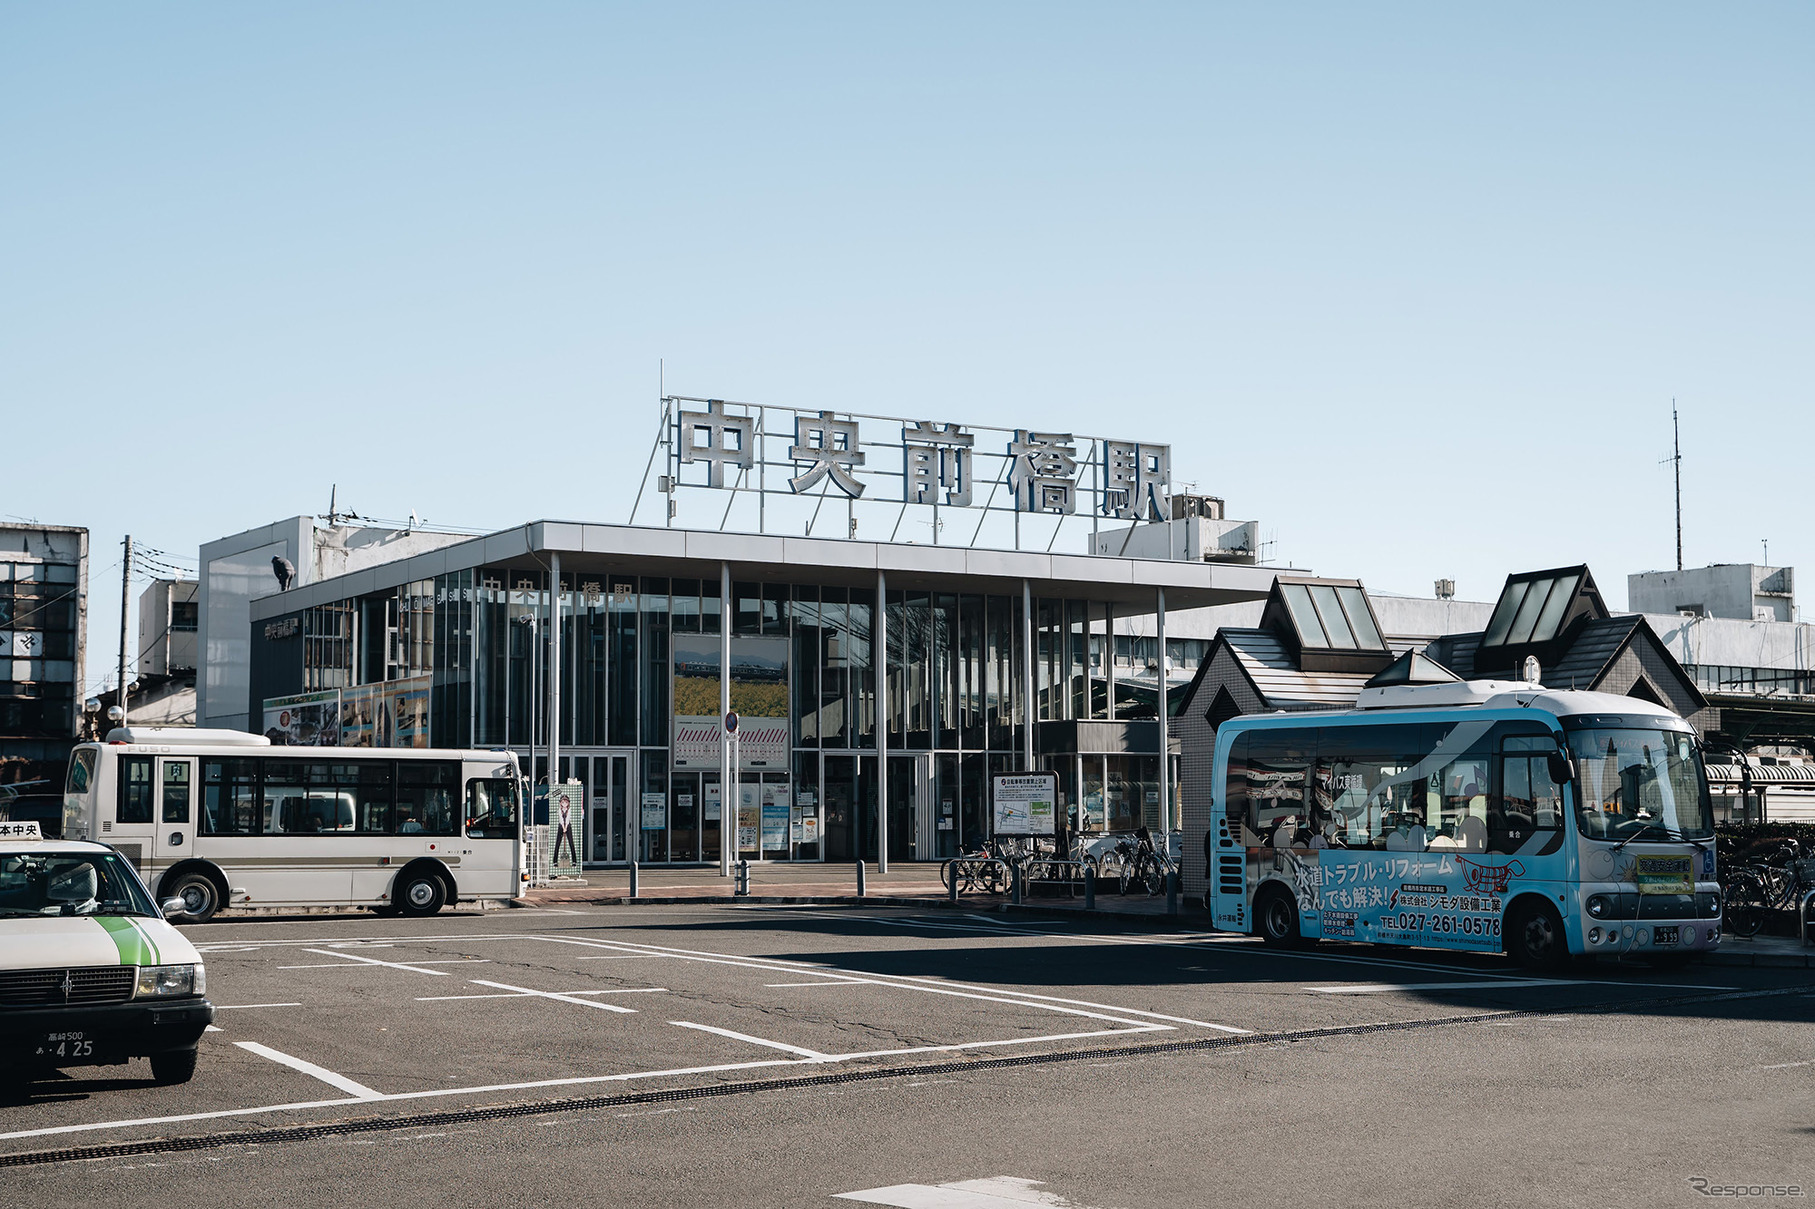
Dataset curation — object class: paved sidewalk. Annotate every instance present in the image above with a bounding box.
[519,861,1193,918]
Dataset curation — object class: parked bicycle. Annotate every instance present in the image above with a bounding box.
[941,847,1010,896]
[1100,826,1170,896]
[1722,838,1815,938]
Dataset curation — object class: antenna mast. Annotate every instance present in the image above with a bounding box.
[1671,401,1682,571]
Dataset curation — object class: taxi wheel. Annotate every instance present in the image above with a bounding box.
[150,1048,197,1085]
[166,872,219,924]
[396,871,446,917]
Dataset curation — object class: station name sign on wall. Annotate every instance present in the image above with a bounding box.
[643,395,1175,547]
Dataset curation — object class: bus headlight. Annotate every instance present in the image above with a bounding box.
[135,964,204,997]
[1588,926,1602,944]
[1586,895,1611,919]
[1701,893,1722,918]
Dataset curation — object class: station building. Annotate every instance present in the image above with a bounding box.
[237,519,1277,867]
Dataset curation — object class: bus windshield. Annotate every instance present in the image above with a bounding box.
[1568,727,1714,841]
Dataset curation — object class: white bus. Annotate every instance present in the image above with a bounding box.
[61,728,525,923]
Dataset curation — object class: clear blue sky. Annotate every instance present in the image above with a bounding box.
[3,4,1810,692]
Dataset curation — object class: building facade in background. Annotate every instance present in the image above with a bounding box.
[0,522,87,793]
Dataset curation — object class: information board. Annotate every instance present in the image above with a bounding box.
[991,772,1058,836]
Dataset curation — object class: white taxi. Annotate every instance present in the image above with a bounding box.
[0,822,213,1084]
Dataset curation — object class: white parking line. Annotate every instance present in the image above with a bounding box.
[764,980,869,988]
[528,936,1208,1029]
[415,988,667,1002]
[468,979,639,1013]
[838,1175,1101,1208]
[295,948,455,976]
[577,955,648,960]
[671,1021,828,1059]
[214,1003,304,1010]
[234,1041,381,1099]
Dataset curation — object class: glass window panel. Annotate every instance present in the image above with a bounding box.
[1506,577,1557,645]
[1280,584,1327,648]
[1482,580,1529,647]
[1336,587,1384,649]
[1307,584,1356,648]
[1530,573,1578,642]
[117,756,154,824]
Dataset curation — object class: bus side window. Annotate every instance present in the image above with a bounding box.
[202,759,261,835]
[1321,724,1424,850]
[466,779,519,839]
[1223,732,1250,841]
[1491,734,1564,853]
[118,757,154,824]
[1244,728,1317,847]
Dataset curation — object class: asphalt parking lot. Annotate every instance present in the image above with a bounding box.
[4,904,1812,1206]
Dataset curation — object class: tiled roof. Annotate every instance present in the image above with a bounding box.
[1221,628,1376,709]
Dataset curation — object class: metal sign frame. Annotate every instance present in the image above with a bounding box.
[632,394,1175,551]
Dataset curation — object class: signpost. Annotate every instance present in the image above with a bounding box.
[991,772,1058,837]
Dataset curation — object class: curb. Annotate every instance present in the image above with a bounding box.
[1702,947,1815,969]
[510,894,1204,925]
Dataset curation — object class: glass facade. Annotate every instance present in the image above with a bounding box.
[262,567,1187,865]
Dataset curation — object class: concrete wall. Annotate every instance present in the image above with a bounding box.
[137,579,197,676]
[1629,564,1795,622]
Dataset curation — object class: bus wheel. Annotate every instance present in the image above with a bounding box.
[165,871,220,924]
[396,871,446,917]
[1506,899,1565,969]
[1256,887,1302,948]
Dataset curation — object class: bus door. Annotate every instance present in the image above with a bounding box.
[105,753,160,877]
[152,755,198,872]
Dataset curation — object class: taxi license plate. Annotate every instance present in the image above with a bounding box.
[1652,926,1679,946]
[36,1031,95,1059]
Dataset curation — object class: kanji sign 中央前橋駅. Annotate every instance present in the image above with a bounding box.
[903,421,974,507]
[677,399,755,488]
[789,411,866,497]
[649,394,1174,548]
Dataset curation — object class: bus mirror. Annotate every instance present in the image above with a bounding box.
[1547,751,1576,785]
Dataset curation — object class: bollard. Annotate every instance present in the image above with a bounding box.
[628,860,639,900]
[855,860,867,898]
[1165,870,1179,917]
[1084,866,1096,910]
[734,859,750,897]
[1011,862,1023,906]
[947,863,958,905]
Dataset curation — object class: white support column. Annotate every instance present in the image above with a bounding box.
[1022,580,1035,773]
[548,551,562,788]
[1156,585,1171,833]
[876,568,889,874]
[719,562,732,877]
[1104,600,1116,721]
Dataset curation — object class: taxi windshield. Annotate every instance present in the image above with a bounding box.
[1567,727,1715,841]
[0,851,160,918]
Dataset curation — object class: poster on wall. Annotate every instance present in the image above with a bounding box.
[736,782,760,850]
[671,633,790,768]
[389,674,432,748]
[704,783,722,822]
[263,691,341,746]
[338,685,378,747]
[641,792,667,831]
[992,773,1058,836]
[761,783,791,851]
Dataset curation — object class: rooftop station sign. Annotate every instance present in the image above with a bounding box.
[643,395,1175,547]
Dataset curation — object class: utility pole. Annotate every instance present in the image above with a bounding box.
[118,535,131,729]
